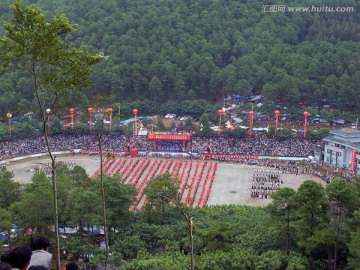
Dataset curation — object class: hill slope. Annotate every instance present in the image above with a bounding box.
[0,0,359,113]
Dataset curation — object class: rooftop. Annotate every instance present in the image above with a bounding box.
[330,128,360,138]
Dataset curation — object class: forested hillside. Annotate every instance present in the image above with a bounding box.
[0,0,359,115]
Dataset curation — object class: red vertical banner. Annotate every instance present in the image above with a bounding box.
[303,112,309,139]
[69,108,75,130]
[249,111,254,138]
[275,110,280,137]
[351,148,356,173]
[133,109,138,136]
[218,109,223,137]
[108,108,113,132]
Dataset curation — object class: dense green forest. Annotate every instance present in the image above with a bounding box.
[2,165,360,269]
[0,0,359,117]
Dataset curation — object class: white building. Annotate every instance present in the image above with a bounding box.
[323,128,360,174]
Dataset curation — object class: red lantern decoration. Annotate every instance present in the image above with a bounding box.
[107,108,113,132]
[46,109,51,135]
[7,113,12,139]
[275,110,280,137]
[69,108,75,130]
[133,109,138,136]
[88,108,93,133]
[248,111,254,138]
[303,111,309,139]
[217,109,223,136]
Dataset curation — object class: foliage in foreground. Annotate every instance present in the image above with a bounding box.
[2,164,360,269]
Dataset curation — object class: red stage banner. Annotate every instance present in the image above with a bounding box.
[351,148,356,173]
[148,133,191,141]
[199,154,259,160]
[79,150,122,155]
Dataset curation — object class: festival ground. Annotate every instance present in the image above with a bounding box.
[4,155,325,208]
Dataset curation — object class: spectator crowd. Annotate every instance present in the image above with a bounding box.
[0,236,79,270]
[0,134,322,161]
[191,136,321,157]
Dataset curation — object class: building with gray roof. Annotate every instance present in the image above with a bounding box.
[323,128,360,174]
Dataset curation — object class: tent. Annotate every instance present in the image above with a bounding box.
[232,95,250,102]
[226,122,235,130]
[319,118,329,124]
[232,117,243,124]
[253,127,269,132]
[332,119,345,125]
[238,126,249,130]
[250,95,262,102]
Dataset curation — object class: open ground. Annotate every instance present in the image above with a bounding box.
[3,155,325,208]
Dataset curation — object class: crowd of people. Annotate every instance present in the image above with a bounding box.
[156,141,183,152]
[0,134,321,161]
[0,236,79,270]
[252,160,357,183]
[32,161,78,177]
[1,134,356,184]
[191,136,322,157]
[0,135,151,160]
[251,170,283,199]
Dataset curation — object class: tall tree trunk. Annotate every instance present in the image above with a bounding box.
[35,76,61,270]
[327,247,332,270]
[333,241,337,270]
[179,208,194,270]
[98,121,109,270]
[51,156,60,270]
[286,206,290,253]
[189,217,194,270]
[42,116,60,270]
[333,203,339,270]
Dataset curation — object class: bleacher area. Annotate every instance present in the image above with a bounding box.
[92,157,218,211]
